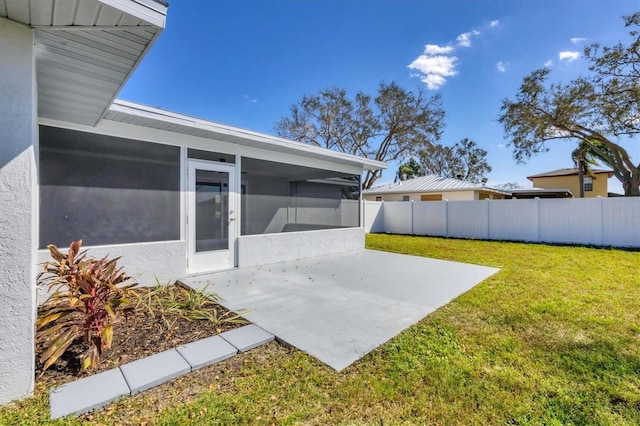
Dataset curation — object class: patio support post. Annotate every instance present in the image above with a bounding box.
[0,18,37,404]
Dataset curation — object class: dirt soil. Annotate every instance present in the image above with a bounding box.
[35,285,246,390]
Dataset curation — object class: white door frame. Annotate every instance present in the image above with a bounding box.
[187,159,238,274]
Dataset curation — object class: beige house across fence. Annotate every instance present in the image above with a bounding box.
[363,175,509,202]
[527,168,614,198]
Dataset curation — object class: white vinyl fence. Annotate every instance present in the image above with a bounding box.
[363,197,640,248]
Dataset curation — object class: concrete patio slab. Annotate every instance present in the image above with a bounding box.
[219,324,275,352]
[50,368,129,419]
[119,349,191,394]
[182,249,499,371]
[176,335,238,370]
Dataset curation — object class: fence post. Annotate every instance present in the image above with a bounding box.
[410,200,414,235]
[535,197,541,243]
[362,199,366,232]
[486,198,491,240]
[444,199,449,237]
[597,196,604,246]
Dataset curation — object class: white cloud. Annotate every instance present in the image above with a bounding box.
[559,51,580,63]
[242,95,258,104]
[570,37,587,44]
[496,61,506,72]
[424,44,454,55]
[419,74,449,90]
[408,55,458,90]
[456,29,481,47]
[544,60,553,68]
[409,19,499,90]
[498,143,506,148]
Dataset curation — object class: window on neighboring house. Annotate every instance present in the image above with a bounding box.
[375,196,382,201]
[402,195,410,201]
[421,194,442,201]
[584,176,593,192]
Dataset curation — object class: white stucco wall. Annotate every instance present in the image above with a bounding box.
[36,241,187,304]
[238,228,365,268]
[0,18,37,404]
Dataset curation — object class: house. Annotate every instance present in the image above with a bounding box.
[527,168,613,198]
[0,0,385,404]
[363,175,509,202]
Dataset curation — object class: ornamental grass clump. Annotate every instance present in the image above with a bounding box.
[36,240,138,372]
[135,281,249,331]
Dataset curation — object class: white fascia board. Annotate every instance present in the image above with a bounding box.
[98,0,167,28]
[109,100,388,172]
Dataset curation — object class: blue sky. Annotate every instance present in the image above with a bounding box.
[120,0,640,192]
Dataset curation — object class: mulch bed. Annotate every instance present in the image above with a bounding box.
[35,285,246,390]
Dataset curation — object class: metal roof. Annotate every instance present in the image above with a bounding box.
[1,0,167,126]
[363,174,508,195]
[527,168,613,180]
[105,100,388,172]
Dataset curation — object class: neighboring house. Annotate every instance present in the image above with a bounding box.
[527,168,613,198]
[0,0,385,404]
[363,175,509,202]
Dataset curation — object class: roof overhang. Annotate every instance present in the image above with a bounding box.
[527,169,614,181]
[1,0,167,126]
[363,186,509,196]
[510,189,574,199]
[105,100,388,172]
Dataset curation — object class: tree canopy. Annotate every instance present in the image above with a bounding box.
[417,138,492,184]
[396,158,422,182]
[494,181,524,191]
[274,82,445,189]
[498,13,640,196]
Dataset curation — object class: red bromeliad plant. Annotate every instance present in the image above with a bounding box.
[36,240,138,371]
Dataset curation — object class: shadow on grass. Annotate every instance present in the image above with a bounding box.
[529,334,640,423]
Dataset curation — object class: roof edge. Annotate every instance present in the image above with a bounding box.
[527,168,614,180]
[109,100,388,171]
[95,27,165,126]
[363,185,510,195]
[99,0,168,28]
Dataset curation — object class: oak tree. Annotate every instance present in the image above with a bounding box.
[274,82,445,189]
[417,138,492,184]
[499,13,640,196]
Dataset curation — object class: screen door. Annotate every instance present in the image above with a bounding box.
[187,160,237,273]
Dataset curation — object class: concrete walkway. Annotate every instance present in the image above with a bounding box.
[181,249,499,371]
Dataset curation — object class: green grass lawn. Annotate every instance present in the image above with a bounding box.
[2,234,639,425]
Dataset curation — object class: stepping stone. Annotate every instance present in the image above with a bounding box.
[176,335,238,370]
[50,368,129,419]
[119,349,191,395]
[220,324,274,352]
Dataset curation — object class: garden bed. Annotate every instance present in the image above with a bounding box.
[36,284,248,389]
